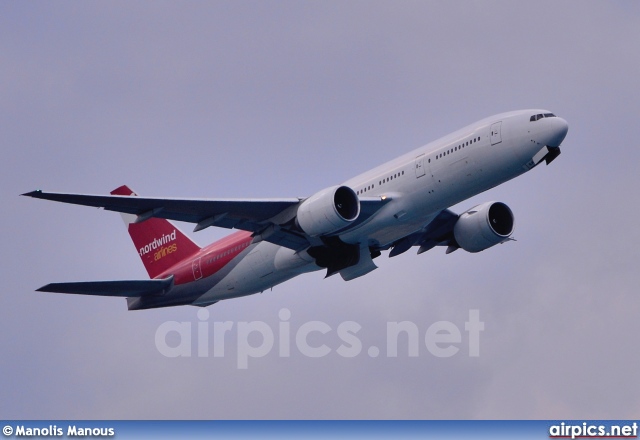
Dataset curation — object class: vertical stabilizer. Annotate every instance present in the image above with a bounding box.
[111,185,201,279]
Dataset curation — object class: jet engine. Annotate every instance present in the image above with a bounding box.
[296,185,360,236]
[453,202,514,253]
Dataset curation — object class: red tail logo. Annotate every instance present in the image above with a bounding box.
[111,185,201,279]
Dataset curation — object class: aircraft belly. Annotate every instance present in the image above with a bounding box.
[193,242,319,303]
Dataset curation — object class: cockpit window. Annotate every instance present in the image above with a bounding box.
[530,113,556,121]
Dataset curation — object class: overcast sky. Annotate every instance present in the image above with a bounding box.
[2,1,640,419]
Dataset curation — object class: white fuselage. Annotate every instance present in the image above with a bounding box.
[190,109,567,305]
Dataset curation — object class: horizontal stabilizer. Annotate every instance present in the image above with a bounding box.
[36,276,173,297]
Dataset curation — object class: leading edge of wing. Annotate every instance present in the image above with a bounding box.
[22,190,391,230]
[36,276,174,297]
[23,190,393,252]
[22,190,300,229]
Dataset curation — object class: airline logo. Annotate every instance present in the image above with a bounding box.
[139,230,178,261]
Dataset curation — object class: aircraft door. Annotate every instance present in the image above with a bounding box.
[414,154,426,178]
[192,257,203,280]
[490,121,502,145]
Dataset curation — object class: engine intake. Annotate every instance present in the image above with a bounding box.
[453,202,514,253]
[296,185,360,236]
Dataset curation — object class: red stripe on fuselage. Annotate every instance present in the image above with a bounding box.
[155,230,253,285]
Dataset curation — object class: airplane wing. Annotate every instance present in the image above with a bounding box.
[37,275,174,297]
[415,209,460,253]
[388,209,459,257]
[22,190,390,251]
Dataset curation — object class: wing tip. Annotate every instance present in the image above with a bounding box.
[21,190,43,197]
[35,283,55,292]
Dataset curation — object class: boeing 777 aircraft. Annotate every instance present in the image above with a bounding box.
[24,109,568,310]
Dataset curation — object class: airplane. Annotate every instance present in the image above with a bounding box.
[23,109,568,310]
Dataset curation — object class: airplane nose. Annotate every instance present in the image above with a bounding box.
[546,117,569,147]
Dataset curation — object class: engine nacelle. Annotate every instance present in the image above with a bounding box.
[453,201,515,253]
[296,185,360,237]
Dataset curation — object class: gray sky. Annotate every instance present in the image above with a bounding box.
[2,1,640,419]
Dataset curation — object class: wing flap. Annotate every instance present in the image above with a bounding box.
[36,276,174,297]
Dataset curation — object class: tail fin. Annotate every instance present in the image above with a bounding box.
[111,185,201,279]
